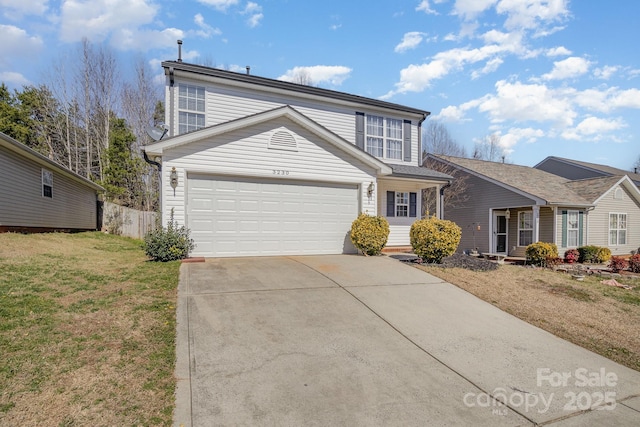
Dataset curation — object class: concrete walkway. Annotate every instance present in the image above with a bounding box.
[174,255,640,426]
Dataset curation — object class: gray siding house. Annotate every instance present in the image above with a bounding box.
[0,132,103,232]
[426,154,640,257]
[535,156,640,188]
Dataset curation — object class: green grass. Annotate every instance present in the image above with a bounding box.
[0,232,180,426]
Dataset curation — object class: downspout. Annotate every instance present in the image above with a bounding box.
[439,180,451,219]
[168,66,175,137]
[142,149,162,222]
[418,112,429,164]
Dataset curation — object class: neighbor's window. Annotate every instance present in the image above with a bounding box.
[609,213,627,245]
[396,192,409,217]
[178,84,205,134]
[42,169,53,198]
[366,115,403,160]
[518,211,533,246]
[567,210,579,247]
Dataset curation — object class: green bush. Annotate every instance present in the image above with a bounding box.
[144,210,195,262]
[525,242,558,267]
[410,217,461,263]
[350,213,389,256]
[578,245,610,263]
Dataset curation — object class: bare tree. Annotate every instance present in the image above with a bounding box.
[422,120,467,159]
[291,69,314,86]
[422,157,470,216]
[634,155,640,174]
[472,133,504,162]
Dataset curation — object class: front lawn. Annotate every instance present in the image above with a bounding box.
[416,264,640,372]
[0,232,180,426]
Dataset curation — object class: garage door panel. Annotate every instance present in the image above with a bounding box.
[187,175,358,257]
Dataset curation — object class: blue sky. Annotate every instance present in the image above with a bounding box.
[2,0,639,170]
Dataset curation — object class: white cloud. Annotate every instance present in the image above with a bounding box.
[242,2,263,27]
[197,0,239,12]
[0,24,43,64]
[453,0,497,20]
[416,0,437,14]
[496,0,570,30]
[431,100,480,122]
[499,127,545,152]
[561,117,626,140]
[0,71,30,86]
[395,32,427,53]
[60,0,157,43]
[477,80,576,127]
[610,88,640,109]
[193,13,222,38]
[330,24,342,30]
[593,65,618,80]
[471,57,503,79]
[546,46,571,57]
[278,65,352,86]
[111,27,185,51]
[542,56,591,80]
[0,0,48,17]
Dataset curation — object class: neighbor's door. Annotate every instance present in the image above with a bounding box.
[493,213,507,253]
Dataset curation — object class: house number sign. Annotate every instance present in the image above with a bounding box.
[272,169,290,175]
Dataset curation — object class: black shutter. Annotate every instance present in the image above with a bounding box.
[403,120,411,162]
[409,192,417,217]
[356,112,365,150]
[387,191,395,217]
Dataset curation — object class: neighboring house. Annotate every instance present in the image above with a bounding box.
[0,132,103,232]
[144,60,451,257]
[425,154,640,257]
[535,156,640,188]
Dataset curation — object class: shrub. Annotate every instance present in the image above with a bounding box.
[608,256,629,273]
[143,210,195,262]
[410,217,461,263]
[563,249,579,263]
[629,254,640,273]
[350,213,390,256]
[525,242,558,267]
[596,247,612,263]
[546,256,564,267]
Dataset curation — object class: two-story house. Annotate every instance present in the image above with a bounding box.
[144,60,451,258]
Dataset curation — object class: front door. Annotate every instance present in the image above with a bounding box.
[494,213,507,254]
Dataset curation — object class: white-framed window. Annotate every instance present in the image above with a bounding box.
[42,169,53,198]
[567,210,579,247]
[609,213,627,246]
[366,115,403,160]
[396,192,409,217]
[178,84,205,134]
[518,211,533,246]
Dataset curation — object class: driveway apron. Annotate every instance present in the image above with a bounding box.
[174,255,640,426]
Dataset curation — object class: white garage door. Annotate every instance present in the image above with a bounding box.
[187,174,359,257]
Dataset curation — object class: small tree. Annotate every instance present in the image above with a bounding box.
[410,217,461,263]
[350,213,389,256]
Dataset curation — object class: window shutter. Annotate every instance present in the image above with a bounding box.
[403,120,411,162]
[561,210,567,247]
[387,191,395,217]
[578,211,584,246]
[356,112,365,150]
[409,192,417,217]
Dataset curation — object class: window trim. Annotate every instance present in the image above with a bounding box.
[365,114,403,160]
[395,192,409,217]
[178,84,206,134]
[386,191,417,218]
[566,210,579,248]
[609,212,627,246]
[517,210,533,247]
[42,168,53,198]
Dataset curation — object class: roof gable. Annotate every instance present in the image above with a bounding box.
[145,105,392,175]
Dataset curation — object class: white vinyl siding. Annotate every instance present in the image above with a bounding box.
[161,116,377,232]
[518,211,533,247]
[609,213,627,246]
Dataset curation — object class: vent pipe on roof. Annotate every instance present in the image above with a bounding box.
[177,40,183,63]
[246,66,250,75]
[635,167,638,174]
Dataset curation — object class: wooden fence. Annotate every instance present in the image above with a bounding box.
[102,202,157,239]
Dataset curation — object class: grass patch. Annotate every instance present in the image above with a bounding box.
[0,232,180,426]
[416,264,640,372]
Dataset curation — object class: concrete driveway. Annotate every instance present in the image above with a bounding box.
[174,255,640,426]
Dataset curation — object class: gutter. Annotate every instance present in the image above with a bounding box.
[142,149,162,173]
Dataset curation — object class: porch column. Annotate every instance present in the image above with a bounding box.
[435,184,441,219]
[533,205,540,243]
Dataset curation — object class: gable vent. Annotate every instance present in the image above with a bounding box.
[269,129,298,151]
[614,188,624,200]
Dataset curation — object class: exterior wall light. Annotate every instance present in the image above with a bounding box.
[170,167,178,196]
[367,181,375,198]
[505,209,511,220]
